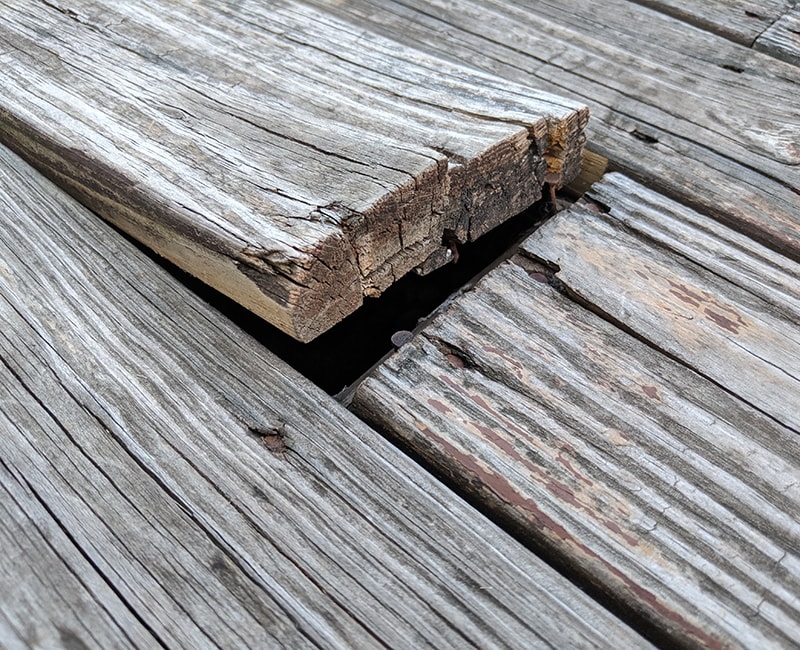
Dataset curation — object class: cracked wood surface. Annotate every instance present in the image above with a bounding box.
[755,4,800,65]
[353,181,800,646]
[523,173,800,434]
[310,0,800,262]
[628,0,795,44]
[0,145,650,647]
[0,0,586,342]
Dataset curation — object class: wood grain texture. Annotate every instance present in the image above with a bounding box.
[309,0,800,261]
[353,257,800,649]
[629,0,794,44]
[0,0,587,341]
[755,4,800,65]
[523,173,800,433]
[0,146,648,647]
[0,462,158,649]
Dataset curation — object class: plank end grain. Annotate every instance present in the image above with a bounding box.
[0,0,588,341]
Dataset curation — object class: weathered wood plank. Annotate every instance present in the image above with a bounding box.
[523,173,800,433]
[0,146,648,646]
[0,462,158,649]
[755,4,800,65]
[629,0,794,44]
[353,255,800,648]
[0,0,586,341]
[310,0,800,261]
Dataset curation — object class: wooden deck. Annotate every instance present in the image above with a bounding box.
[0,0,587,341]
[1,1,799,648]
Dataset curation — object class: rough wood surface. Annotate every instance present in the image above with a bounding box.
[353,250,800,648]
[311,0,800,262]
[755,4,800,65]
[0,145,649,647]
[523,173,800,434]
[0,462,158,648]
[0,0,586,342]
[629,0,795,44]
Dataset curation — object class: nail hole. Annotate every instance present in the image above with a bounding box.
[721,64,745,73]
[630,129,659,145]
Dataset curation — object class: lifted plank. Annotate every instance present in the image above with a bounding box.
[755,5,800,65]
[0,0,586,341]
[310,0,800,261]
[0,145,646,646]
[353,255,800,648]
[523,173,800,433]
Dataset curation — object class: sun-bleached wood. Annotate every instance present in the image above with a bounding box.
[755,4,800,65]
[0,0,586,341]
[354,236,800,647]
[523,173,800,433]
[0,144,649,647]
[630,0,795,44]
[0,464,158,648]
[310,0,800,262]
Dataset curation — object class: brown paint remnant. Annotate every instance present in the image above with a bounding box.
[483,345,524,369]
[446,379,643,549]
[475,422,521,459]
[556,452,593,487]
[416,371,726,646]
[428,397,454,415]
[642,385,661,400]
[418,430,724,648]
[667,280,707,308]
[704,308,743,334]
[603,520,640,547]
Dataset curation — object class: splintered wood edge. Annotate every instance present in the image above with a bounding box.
[0,100,588,342]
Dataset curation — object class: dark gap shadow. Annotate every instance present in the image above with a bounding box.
[129,197,553,394]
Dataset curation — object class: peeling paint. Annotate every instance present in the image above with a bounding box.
[704,308,743,334]
[642,385,661,401]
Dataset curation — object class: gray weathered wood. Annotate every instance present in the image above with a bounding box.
[0,145,648,646]
[0,0,586,341]
[310,0,800,262]
[353,254,800,648]
[630,0,794,44]
[755,4,800,65]
[523,173,800,433]
[0,462,158,649]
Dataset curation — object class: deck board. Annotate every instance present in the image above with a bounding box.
[629,0,794,44]
[353,178,800,646]
[0,0,586,341]
[523,173,800,433]
[312,0,800,262]
[755,4,800,65]
[0,462,158,648]
[3,1,799,646]
[0,143,648,647]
